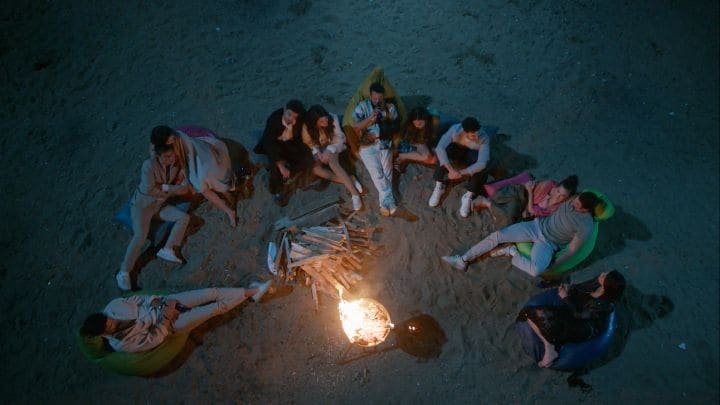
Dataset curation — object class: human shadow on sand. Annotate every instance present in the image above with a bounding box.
[146,283,294,377]
[581,205,652,268]
[567,283,673,392]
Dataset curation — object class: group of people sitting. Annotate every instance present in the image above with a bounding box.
[83,80,622,370]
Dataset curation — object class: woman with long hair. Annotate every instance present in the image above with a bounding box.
[302,105,363,211]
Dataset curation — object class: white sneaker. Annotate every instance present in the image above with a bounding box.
[249,280,273,302]
[490,245,518,257]
[428,182,445,207]
[116,271,131,291]
[441,255,468,271]
[352,177,363,194]
[351,195,362,211]
[460,191,473,218]
[157,247,183,263]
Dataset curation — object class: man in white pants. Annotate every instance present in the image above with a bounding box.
[80,281,272,353]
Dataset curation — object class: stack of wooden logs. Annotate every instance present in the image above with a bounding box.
[272,212,379,310]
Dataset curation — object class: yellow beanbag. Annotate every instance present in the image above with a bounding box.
[341,67,407,159]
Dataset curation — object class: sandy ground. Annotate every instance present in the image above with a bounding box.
[1,0,718,403]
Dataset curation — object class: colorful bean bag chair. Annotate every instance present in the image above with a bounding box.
[516,188,613,278]
[341,67,407,159]
[516,288,616,370]
[76,291,190,376]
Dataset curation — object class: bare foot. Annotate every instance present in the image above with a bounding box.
[474,195,492,210]
[539,345,559,368]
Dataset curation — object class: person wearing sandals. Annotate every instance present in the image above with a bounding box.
[117,143,191,291]
[80,281,272,353]
[302,105,364,211]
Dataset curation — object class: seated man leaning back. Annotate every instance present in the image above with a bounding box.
[442,192,600,277]
[254,99,315,207]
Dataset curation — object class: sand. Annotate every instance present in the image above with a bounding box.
[1,0,718,403]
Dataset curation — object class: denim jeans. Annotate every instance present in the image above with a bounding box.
[462,219,557,277]
[359,141,396,209]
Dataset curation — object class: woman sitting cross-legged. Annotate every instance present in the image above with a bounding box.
[302,104,364,211]
[151,125,238,227]
[516,271,626,367]
[472,172,579,228]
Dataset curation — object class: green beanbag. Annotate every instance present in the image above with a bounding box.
[76,291,190,376]
[516,188,614,277]
[341,67,407,159]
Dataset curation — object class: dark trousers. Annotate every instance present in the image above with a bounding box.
[268,143,314,194]
[433,143,489,195]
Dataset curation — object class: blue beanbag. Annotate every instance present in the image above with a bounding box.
[516,289,616,370]
[114,201,191,247]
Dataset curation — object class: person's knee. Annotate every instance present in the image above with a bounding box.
[486,231,503,245]
[528,263,548,277]
[176,211,190,225]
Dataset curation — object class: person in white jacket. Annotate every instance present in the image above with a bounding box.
[302,104,364,211]
[80,282,271,353]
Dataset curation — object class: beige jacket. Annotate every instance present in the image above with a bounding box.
[131,156,189,209]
